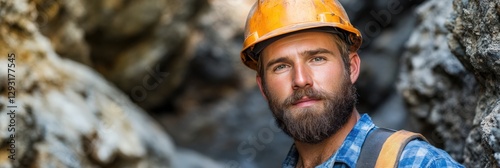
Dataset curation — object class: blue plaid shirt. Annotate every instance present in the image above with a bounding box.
[282,114,463,168]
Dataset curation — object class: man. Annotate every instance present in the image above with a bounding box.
[240,0,463,167]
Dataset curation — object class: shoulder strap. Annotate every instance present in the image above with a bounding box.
[374,130,427,168]
[356,128,427,168]
[356,128,395,168]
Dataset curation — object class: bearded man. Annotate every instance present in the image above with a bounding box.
[239,0,463,167]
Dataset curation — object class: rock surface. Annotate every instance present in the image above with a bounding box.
[80,0,255,110]
[397,0,477,162]
[399,0,500,166]
[0,0,221,167]
[2,0,495,167]
[448,0,500,167]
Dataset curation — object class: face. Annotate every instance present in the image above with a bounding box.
[256,31,360,144]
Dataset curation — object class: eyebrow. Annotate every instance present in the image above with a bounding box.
[301,48,334,57]
[265,48,335,70]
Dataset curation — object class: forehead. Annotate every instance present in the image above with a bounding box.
[261,31,340,62]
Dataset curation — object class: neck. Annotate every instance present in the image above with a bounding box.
[294,109,360,168]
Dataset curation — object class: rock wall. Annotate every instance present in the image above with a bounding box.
[26,0,255,112]
[448,0,500,167]
[0,0,221,167]
[3,0,494,167]
[397,0,477,162]
[399,0,500,166]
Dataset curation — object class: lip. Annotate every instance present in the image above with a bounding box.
[292,97,320,107]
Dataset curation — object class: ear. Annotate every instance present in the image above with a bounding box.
[348,52,361,84]
[256,74,268,101]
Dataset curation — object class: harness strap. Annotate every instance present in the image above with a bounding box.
[356,128,428,168]
[356,128,395,168]
[375,130,427,168]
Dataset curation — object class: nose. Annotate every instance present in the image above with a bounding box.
[292,64,313,90]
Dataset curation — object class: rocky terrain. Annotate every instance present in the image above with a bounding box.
[448,0,500,167]
[0,0,499,167]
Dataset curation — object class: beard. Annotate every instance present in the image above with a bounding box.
[263,74,357,144]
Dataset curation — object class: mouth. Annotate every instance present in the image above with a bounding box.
[291,97,321,107]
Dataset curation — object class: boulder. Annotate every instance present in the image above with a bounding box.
[0,0,221,167]
[397,0,477,162]
[448,0,500,166]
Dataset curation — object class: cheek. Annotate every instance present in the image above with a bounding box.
[265,77,292,100]
[312,63,345,91]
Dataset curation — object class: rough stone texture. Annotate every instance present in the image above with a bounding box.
[26,0,251,111]
[0,0,221,167]
[78,0,255,111]
[36,0,91,66]
[1,0,485,167]
[448,0,500,167]
[397,0,477,163]
[399,0,500,166]
[82,0,201,109]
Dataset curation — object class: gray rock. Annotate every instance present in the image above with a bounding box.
[448,0,500,166]
[397,0,477,163]
[6,0,496,167]
[0,35,176,167]
[82,0,199,110]
[0,0,221,167]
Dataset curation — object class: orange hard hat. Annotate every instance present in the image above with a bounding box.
[240,0,362,70]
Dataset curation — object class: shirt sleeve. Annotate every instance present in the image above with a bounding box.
[397,139,464,168]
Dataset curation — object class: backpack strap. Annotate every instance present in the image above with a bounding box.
[374,130,427,168]
[356,128,395,168]
[356,128,428,168]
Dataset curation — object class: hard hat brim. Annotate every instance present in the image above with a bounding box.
[241,22,361,70]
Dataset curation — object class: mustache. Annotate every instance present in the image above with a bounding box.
[283,88,329,106]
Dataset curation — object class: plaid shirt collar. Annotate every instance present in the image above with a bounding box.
[282,114,375,168]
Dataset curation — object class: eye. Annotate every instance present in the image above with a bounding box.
[311,57,326,62]
[273,64,289,72]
